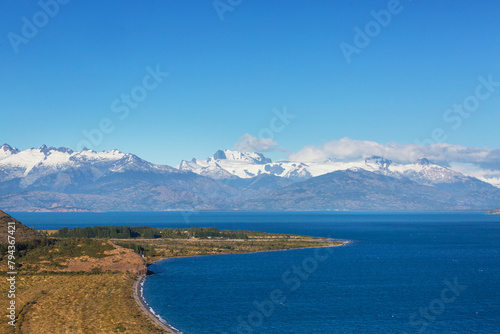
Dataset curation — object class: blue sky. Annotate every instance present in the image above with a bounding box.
[1,0,500,165]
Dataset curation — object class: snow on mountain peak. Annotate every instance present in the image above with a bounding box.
[178,149,276,179]
[213,150,227,160]
[415,158,433,166]
[1,143,17,151]
[0,146,131,177]
[0,144,20,161]
[38,145,74,155]
[0,145,174,189]
[213,149,272,164]
[177,149,500,188]
[1,144,19,154]
[364,156,392,168]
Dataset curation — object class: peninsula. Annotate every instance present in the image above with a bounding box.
[0,211,346,333]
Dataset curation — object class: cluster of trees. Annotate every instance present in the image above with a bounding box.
[115,242,156,257]
[53,226,250,240]
[173,227,248,239]
[54,226,160,239]
[0,237,55,261]
[0,237,113,264]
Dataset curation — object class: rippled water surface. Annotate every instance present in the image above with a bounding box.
[16,211,500,333]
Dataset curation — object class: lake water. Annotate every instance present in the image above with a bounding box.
[13,211,500,333]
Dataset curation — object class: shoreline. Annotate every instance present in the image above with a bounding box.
[132,240,350,333]
[146,239,351,266]
[133,274,181,334]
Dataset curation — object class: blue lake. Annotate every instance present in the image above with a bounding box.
[13,211,500,333]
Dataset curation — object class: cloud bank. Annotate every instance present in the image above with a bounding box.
[288,137,500,170]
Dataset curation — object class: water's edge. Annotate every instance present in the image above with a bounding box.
[133,274,182,333]
[138,241,351,333]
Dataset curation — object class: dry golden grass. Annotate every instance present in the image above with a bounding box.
[0,228,342,334]
[0,273,163,334]
[0,239,160,334]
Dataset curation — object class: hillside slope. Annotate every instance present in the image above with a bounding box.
[0,210,39,243]
[243,169,500,211]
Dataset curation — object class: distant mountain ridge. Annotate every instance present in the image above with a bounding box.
[242,169,460,211]
[0,145,239,211]
[179,149,500,190]
[1,144,500,212]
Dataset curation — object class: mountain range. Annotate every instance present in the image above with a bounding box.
[1,144,499,212]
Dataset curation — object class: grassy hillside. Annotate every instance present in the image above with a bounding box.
[0,211,161,333]
[0,273,163,333]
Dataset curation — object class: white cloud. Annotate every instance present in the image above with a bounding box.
[288,137,500,170]
[449,163,500,187]
[235,134,279,152]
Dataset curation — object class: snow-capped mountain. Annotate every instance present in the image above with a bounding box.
[1,144,499,212]
[213,150,271,164]
[481,175,500,188]
[0,144,175,189]
[0,144,241,211]
[179,149,332,180]
[177,150,500,189]
[0,144,19,160]
[178,149,273,179]
[362,157,496,193]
